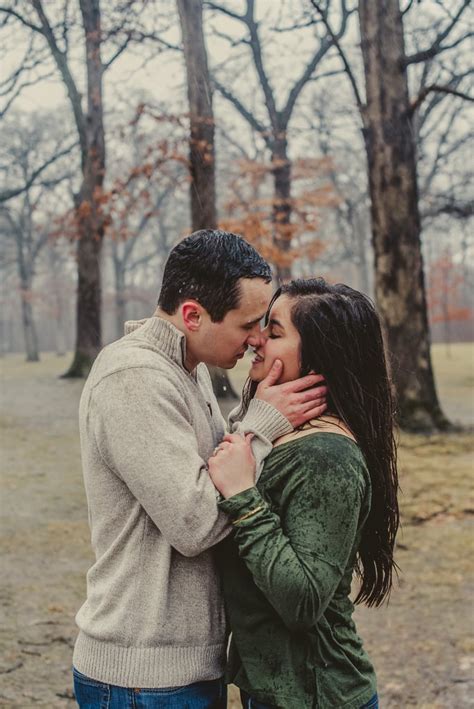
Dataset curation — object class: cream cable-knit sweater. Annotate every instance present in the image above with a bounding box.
[73,317,291,688]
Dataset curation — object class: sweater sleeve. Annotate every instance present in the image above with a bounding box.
[92,367,231,557]
[228,399,293,480]
[218,447,365,631]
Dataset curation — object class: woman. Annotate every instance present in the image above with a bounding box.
[208,278,399,709]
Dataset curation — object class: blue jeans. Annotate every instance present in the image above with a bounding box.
[362,694,379,708]
[240,690,379,708]
[73,667,227,708]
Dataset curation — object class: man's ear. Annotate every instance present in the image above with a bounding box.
[181,301,204,332]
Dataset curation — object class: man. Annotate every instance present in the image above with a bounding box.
[72,230,326,707]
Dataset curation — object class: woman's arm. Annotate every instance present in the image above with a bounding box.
[216,448,366,631]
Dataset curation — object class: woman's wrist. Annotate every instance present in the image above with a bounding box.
[218,485,265,520]
[220,483,256,500]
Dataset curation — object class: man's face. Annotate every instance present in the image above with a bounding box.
[196,278,272,369]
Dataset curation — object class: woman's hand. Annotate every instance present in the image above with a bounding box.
[208,433,256,499]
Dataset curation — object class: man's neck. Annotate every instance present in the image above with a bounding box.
[153,308,198,372]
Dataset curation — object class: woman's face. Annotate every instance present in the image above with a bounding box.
[249,294,302,384]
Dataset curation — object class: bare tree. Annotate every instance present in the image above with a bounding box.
[0,1,177,376]
[178,0,217,230]
[310,99,372,292]
[0,1,108,375]
[208,0,352,280]
[0,112,73,361]
[1,204,42,361]
[110,183,178,339]
[177,0,238,398]
[310,0,472,430]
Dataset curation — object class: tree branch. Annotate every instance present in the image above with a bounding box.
[204,1,246,22]
[31,0,87,159]
[410,84,474,114]
[212,77,270,143]
[0,6,43,33]
[309,0,364,112]
[281,36,333,127]
[244,0,278,125]
[0,71,56,118]
[404,0,471,65]
[423,199,474,220]
[102,34,132,71]
[0,143,77,203]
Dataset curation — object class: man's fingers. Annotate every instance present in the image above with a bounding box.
[284,373,325,392]
[259,359,282,388]
[297,385,328,405]
[244,433,255,446]
[299,402,328,422]
[222,433,243,444]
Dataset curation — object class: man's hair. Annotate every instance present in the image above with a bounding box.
[158,229,272,322]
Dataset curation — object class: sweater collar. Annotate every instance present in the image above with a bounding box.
[124,317,192,373]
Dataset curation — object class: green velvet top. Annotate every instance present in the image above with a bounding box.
[217,432,377,709]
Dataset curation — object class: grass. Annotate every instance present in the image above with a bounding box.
[0,342,473,707]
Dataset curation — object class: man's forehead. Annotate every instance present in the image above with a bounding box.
[235,278,272,319]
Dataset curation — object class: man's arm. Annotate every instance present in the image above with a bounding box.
[92,367,231,557]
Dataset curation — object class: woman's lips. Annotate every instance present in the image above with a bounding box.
[251,353,264,365]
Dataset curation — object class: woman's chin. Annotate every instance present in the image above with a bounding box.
[248,363,265,383]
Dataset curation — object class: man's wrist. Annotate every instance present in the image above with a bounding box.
[242,399,293,442]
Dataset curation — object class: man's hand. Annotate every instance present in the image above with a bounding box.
[256,360,327,428]
[208,433,256,499]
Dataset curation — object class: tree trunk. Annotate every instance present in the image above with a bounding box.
[20,281,39,362]
[177,0,237,399]
[115,261,127,340]
[272,133,292,283]
[358,0,448,431]
[177,0,216,230]
[354,211,371,294]
[47,245,67,356]
[63,0,105,377]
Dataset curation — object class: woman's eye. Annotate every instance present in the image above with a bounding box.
[268,333,279,339]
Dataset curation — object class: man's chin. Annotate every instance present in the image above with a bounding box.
[212,360,236,370]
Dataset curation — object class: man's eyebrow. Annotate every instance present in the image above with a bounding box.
[244,314,266,326]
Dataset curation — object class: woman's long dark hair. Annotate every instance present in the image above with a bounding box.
[243,278,399,607]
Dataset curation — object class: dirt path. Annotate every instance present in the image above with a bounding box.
[0,353,473,707]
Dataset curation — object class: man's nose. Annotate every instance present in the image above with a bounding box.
[247,328,266,348]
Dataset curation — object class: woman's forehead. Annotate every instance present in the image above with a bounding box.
[269,294,292,320]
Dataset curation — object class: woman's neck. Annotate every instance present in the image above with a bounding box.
[274,415,356,448]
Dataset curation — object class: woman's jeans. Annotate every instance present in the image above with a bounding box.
[240,689,379,708]
[73,667,227,708]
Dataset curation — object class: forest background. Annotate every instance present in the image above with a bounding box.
[0,0,473,706]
